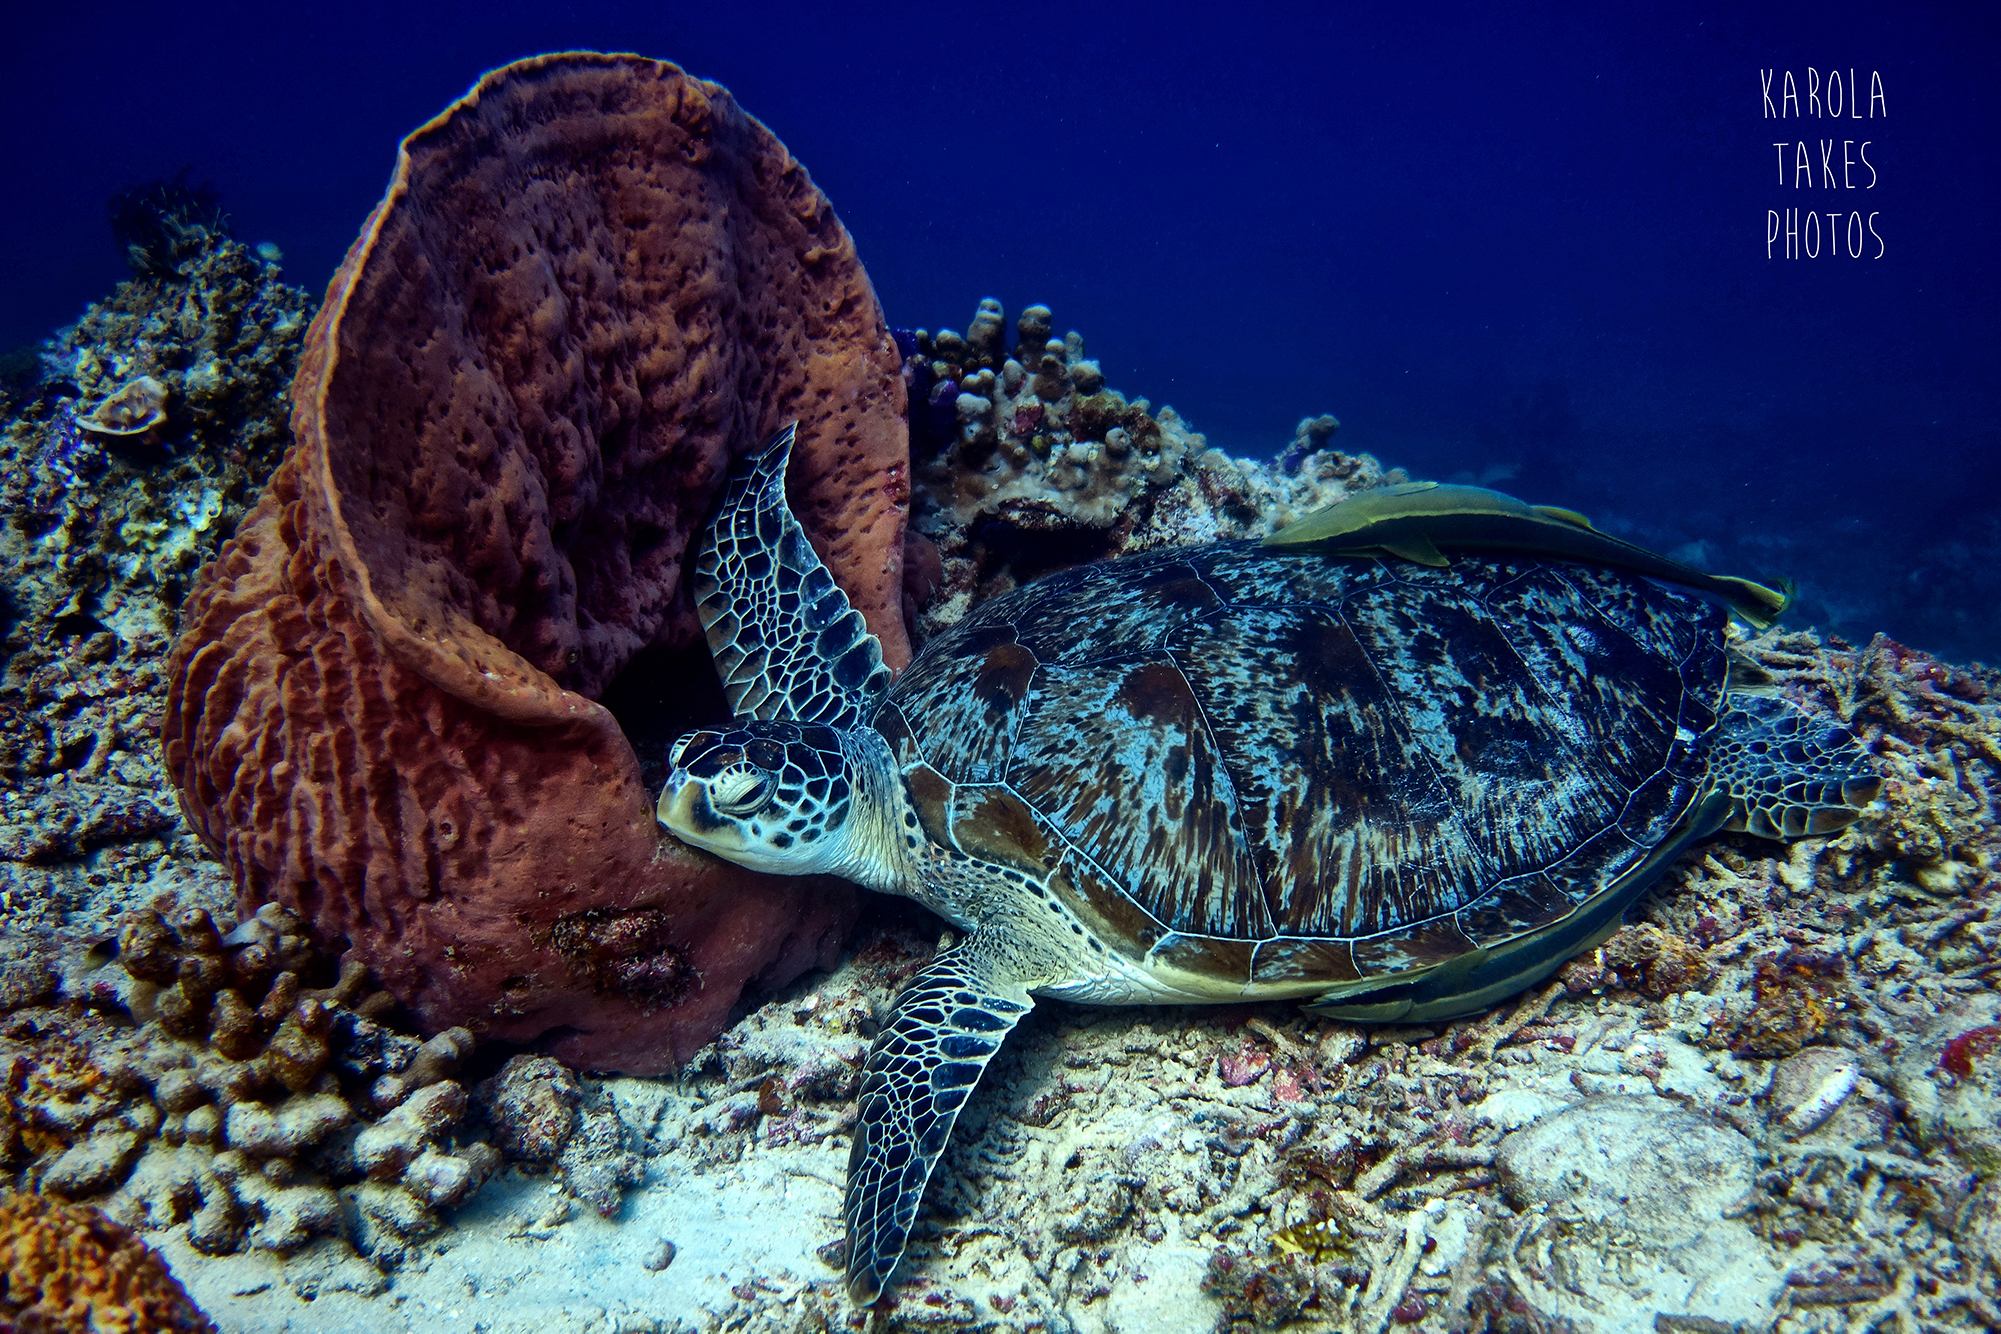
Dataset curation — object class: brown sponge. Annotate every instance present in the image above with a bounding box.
[163,53,908,1073]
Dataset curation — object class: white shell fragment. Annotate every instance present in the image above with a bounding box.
[1771,1047,1863,1135]
[1785,1060,1861,1134]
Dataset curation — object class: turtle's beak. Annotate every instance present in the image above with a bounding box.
[656,769,806,876]
[656,772,722,839]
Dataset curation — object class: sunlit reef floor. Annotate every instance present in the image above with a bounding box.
[2,271,1999,1333]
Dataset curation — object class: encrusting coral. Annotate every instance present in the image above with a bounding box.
[0,1188,216,1333]
[161,52,912,1075]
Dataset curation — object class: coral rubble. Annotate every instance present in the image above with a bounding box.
[160,52,912,1075]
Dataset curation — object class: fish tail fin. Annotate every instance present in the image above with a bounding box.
[1712,574,1792,630]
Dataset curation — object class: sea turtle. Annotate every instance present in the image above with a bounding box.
[657,425,1877,1305]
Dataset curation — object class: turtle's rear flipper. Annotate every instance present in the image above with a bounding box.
[1708,692,1879,839]
[844,933,1034,1307]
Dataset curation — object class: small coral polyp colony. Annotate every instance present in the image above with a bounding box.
[900,299,1387,637]
[0,897,640,1266]
[906,298,1185,526]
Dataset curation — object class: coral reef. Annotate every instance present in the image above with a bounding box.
[161,52,912,1075]
[0,220,312,943]
[36,228,308,474]
[0,1188,215,1332]
[4,172,1996,1326]
[898,299,1391,641]
[0,895,643,1282]
[1275,415,1344,474]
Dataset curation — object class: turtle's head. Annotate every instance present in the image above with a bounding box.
[657,719,877,881]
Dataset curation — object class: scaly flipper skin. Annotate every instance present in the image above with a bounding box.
[1710,692,1881,837]
[694,424,893,729]
[845,933,1035,1306]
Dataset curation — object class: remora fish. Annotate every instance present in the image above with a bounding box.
[1265,480,1791,628]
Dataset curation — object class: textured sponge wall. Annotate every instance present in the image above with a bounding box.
[163,53,909,1074]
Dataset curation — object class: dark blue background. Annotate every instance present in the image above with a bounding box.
[5,3,1996,657]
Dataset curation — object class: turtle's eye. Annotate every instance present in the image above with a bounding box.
[710,764,776,818]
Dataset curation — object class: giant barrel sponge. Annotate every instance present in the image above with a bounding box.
[162,52,911,1073]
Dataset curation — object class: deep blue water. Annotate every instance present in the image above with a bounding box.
[4,2,1996,658]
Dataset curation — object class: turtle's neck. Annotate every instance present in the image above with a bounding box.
[824,725,927,898]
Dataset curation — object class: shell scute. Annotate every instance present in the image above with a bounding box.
[1166,603,1469,938]
[1004,553,1224,662]
[1049,844,1167,952]
[1250,936,1362,987]
[1535,817,1666,912]
[1335,579,1641,892]
[947,786,1050,875]
[1189,541,1397,607]
[1457,875,1574,949]
[1350,917,1484,979]
[1007,658,1272,939]
[1471,567,1702,776]
[1147,932,1259,981]
[1550,558,1707,665]
[1614,762,1710,851]
[886,626,1036,783]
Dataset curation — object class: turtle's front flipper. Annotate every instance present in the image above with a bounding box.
[1708,692,1879,839]
[845,932,1033,1306]
[696,423,893,730]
